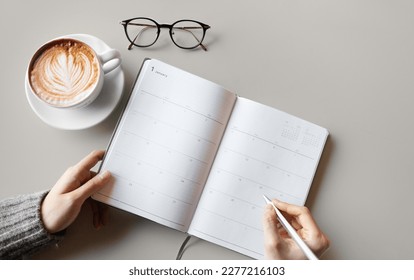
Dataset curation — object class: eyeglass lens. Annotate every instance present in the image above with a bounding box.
[126,18,159,47]
[170,21,205,49]
[125,18,206,49]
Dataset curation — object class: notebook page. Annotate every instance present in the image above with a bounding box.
[94,59,236,232]
[188,97,328,259]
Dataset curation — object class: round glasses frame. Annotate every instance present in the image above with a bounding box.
[120,17,211,51]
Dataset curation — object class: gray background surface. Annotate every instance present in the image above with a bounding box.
[1,0,413,259]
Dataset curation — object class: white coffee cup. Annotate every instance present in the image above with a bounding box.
[27,37,121,109]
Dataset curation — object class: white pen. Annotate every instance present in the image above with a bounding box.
[263,195,318,260]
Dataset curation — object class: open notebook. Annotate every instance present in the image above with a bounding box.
[92,58,329,259]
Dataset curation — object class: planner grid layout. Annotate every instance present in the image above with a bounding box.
[97,63,236,231]
[95,59,328,259]
[188,98,326,258]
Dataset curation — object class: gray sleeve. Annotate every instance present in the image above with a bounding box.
[0,191,64,259]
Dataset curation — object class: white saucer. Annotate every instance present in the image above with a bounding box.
[25,34,125,130]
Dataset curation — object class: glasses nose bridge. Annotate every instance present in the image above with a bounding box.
[158,23,173,30]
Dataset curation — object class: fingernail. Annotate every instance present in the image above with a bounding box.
[99,170,111,180]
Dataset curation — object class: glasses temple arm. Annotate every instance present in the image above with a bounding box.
[173,26,208,51]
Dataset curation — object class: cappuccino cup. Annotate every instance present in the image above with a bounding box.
[27,37,121,109]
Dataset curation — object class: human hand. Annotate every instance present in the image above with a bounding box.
[263,199,330,260]
[41,150,112,234]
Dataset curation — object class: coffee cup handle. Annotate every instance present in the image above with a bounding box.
[99,49,122,74]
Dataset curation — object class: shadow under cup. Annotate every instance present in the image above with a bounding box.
[27,38,121,109]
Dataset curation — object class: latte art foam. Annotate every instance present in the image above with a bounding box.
[30,39,100,107]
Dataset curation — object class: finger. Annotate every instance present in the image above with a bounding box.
[82,171,97,186]
[90,199,101,229]
[90,200,109,230]
[273,199,320,234]
[73,170,112,202]
[263,204,282,249]
[279,228,289,238]
[97,203,109,228]
[74,150,105,174]
[291,219,303,230]
[272,199,302,215]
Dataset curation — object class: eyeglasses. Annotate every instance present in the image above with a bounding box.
[120,17,211,51]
